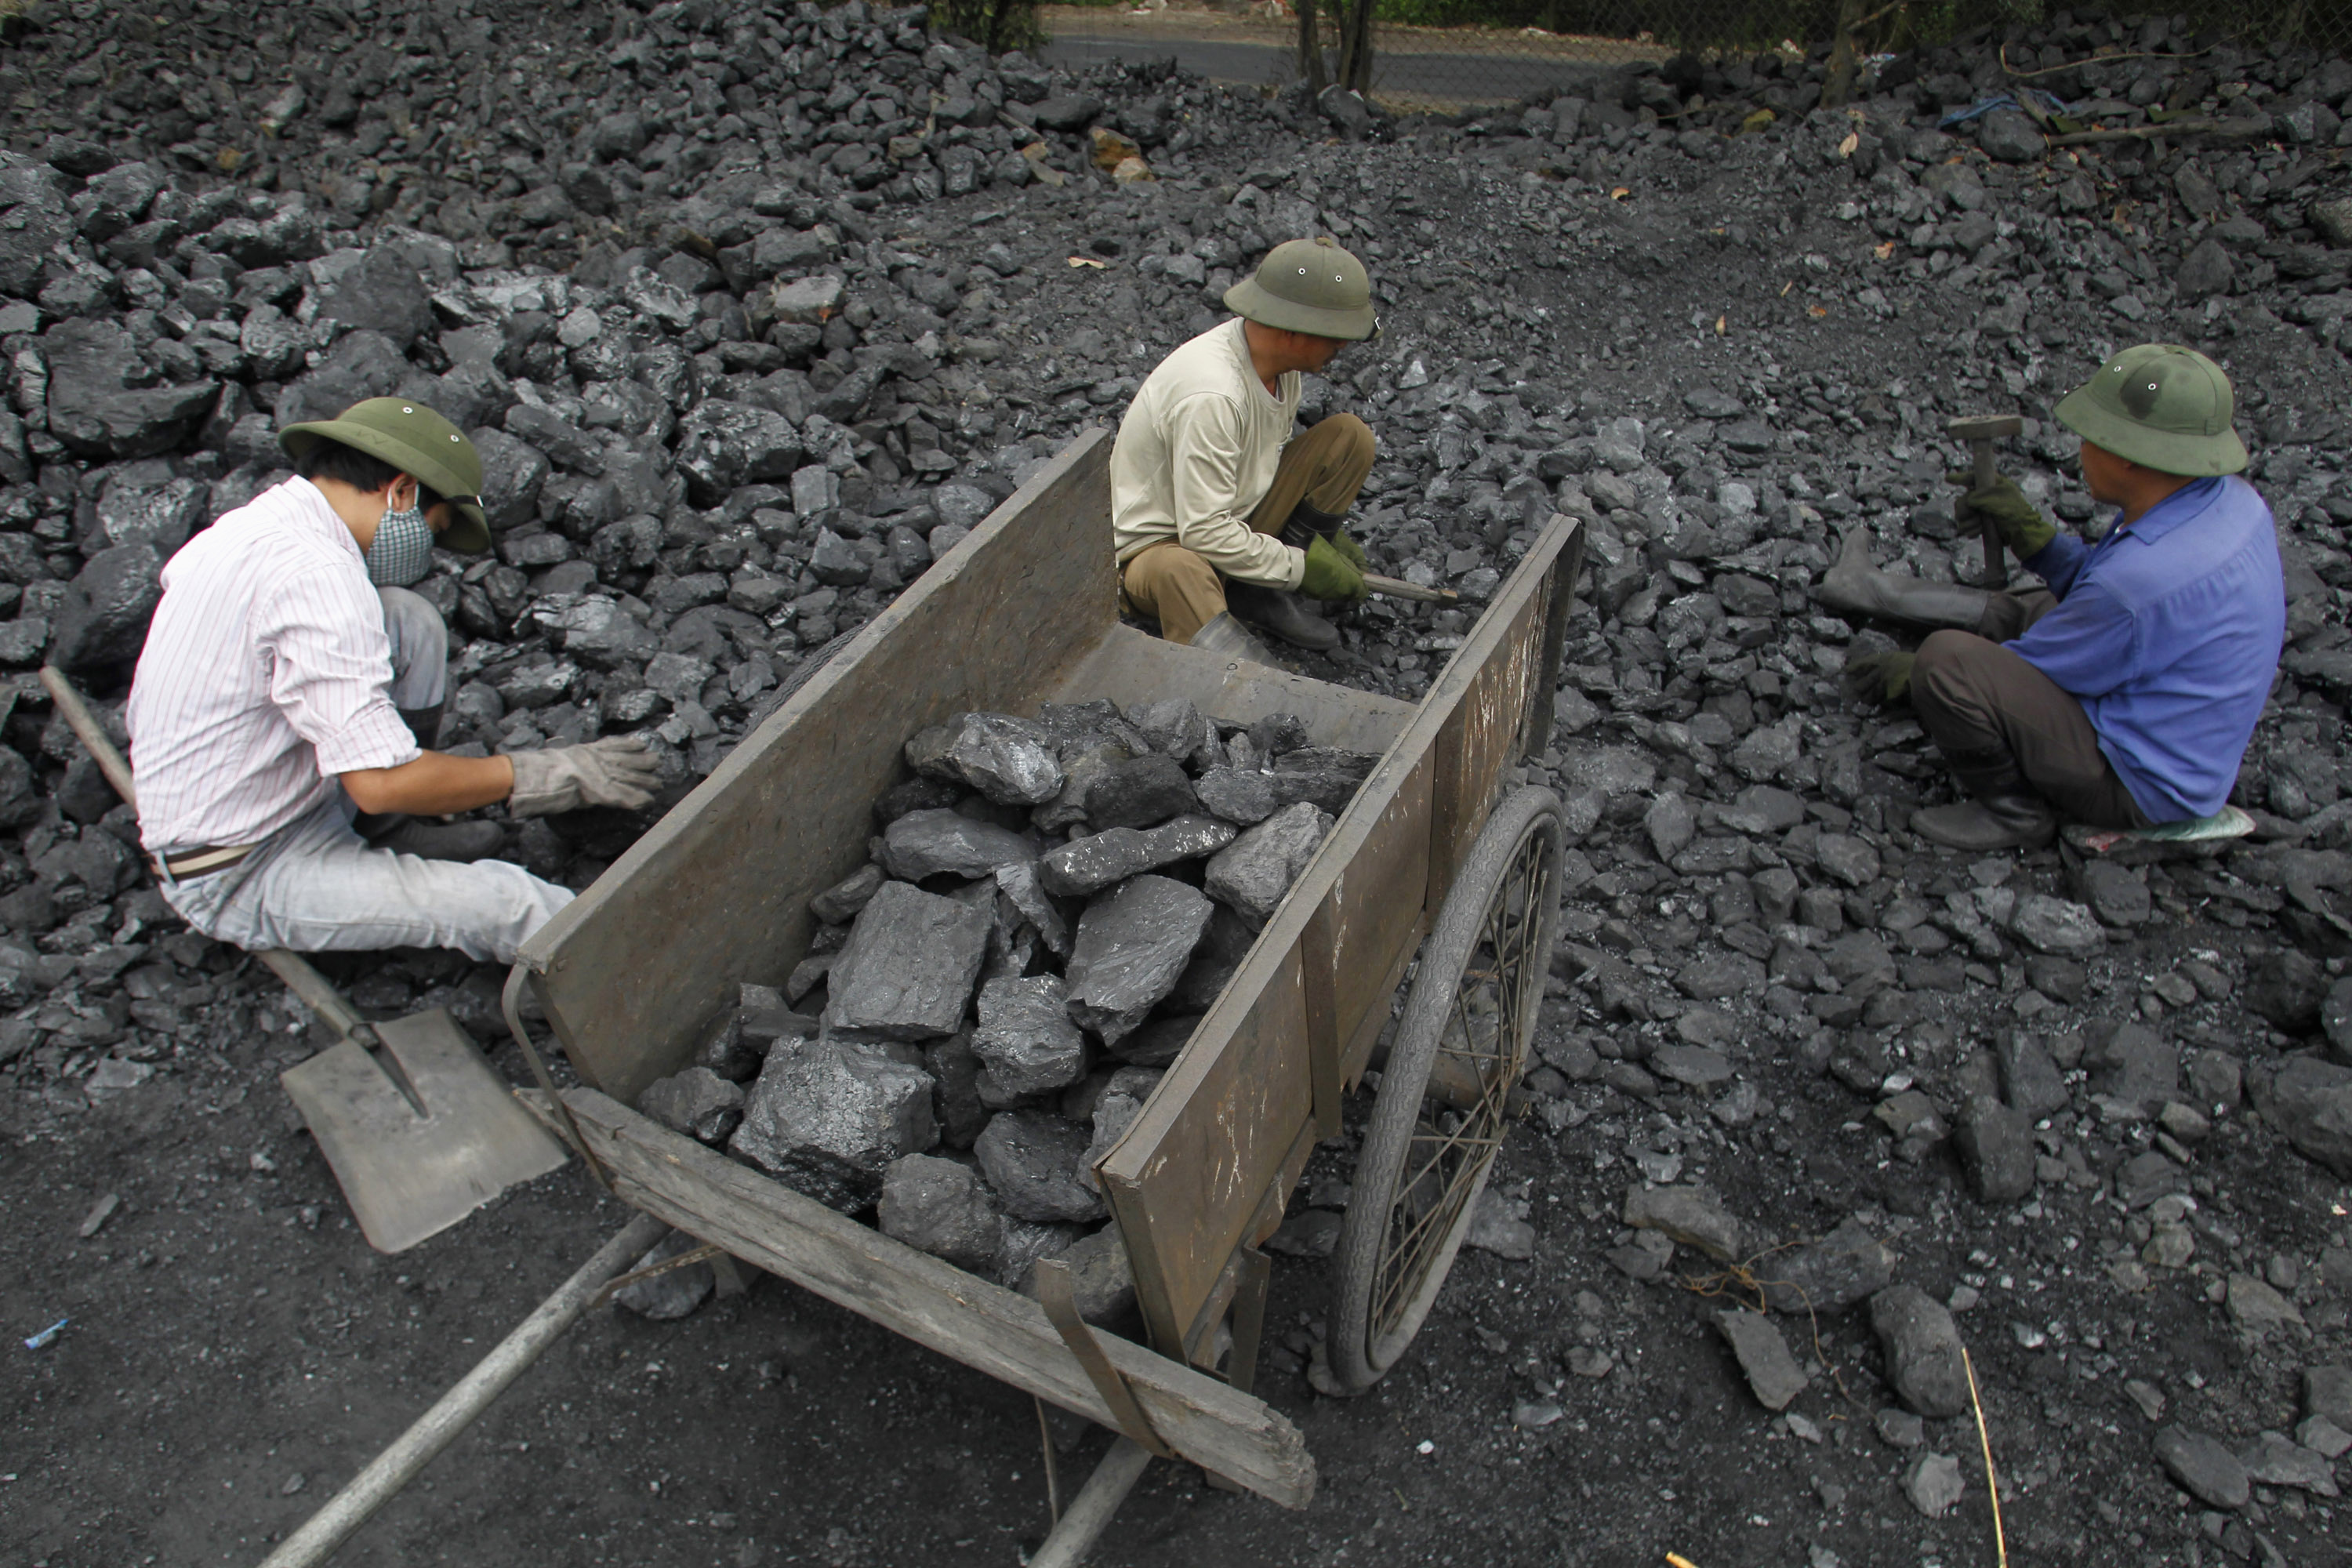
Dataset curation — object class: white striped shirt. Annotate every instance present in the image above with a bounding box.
[128,477,420,852]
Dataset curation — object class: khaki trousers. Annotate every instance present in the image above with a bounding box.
[1912,590,2152,829]
[1120,414,1376,644]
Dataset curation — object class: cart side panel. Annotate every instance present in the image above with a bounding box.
[1319,750,1432,1082]
[519,430,1116,1102]
[1102,948,1313,1352]
[1426,584,1545,902]
[543,1090,1316,1508]
[1099,515,1583,1351]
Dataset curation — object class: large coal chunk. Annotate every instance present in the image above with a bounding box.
[48,543,162,674]
[823,880,990,1041]
[880,808,1037,881]
[1063,874,1213,1045]
[637,1065,746,1145]
[907,713,1065,805]
[1037,814,1236,898]
[312,248,434,350]
[728,1037,938,1211]
[971,975,1087,1095]
[273,329,413,428]
[975,1108,1107,1223]
[878,1152,1003,1272]
[1084,754,1198,829]
[42,320,216,459]
[1204,801,1332,928]
[673,401,805,505]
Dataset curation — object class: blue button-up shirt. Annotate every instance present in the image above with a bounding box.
[2013,476,2283,822]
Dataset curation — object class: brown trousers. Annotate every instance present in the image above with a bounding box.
[1912,590,2152,829]
[1120,414,1376,644]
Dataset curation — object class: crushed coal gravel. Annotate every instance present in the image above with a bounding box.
[2,1,2351,1564]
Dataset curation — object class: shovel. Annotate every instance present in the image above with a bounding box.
[40,667,568,1254]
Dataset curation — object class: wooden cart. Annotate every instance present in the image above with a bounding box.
[502,429,1585,1555]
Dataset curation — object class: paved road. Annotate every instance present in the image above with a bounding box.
[1038,30,1614,108]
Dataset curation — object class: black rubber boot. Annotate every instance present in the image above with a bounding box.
[1816,529,2002,633]
[1225,581,1339,653]
[397,702,445,749]
[1276,500,1349,551]
[1911,746,2060,851]
[373,819,509,862]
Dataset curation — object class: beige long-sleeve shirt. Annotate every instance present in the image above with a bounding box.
[1109,318,1305,590]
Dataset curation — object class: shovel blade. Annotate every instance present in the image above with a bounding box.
[281,1008,569,1254]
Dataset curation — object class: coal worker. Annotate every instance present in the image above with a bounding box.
[1112,236,1381,659]
[1820,345,2282,853]
[126,398,662,963]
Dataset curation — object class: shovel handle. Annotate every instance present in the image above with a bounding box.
[40,667,372,1045]
[1363,573,1457,604]
[1969,440,2005,590]
[39,666,137,807]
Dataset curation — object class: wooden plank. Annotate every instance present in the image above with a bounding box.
[539,1088,1316,1508]
[517,431,1117,1104]
[1098,515,1583,1350]
[1048,622,1413,756]
[1102,942,1314,1352]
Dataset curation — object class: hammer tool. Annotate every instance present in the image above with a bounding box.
[1948,412,2024,590]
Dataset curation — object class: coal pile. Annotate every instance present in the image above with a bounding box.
[630,696,1371,1321]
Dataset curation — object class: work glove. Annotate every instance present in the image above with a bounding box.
[1947,471,2057,559]
[1841,650,1916,710]
[507,735,664,817]
[1331,528,1368,572]
[1297,533,1367,605]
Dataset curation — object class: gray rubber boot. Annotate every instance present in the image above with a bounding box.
[1815,529,2002,633]
[1189,611,1281,669]
[1224,581,1340,652]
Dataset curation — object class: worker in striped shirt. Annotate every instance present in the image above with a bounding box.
[126,398,662,963]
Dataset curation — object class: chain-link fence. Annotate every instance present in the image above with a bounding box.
[1035,0,2352,113]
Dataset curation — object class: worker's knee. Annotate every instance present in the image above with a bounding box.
[1912,630,1988,716]
[378,586,448,670]
[1315,412,1376,471]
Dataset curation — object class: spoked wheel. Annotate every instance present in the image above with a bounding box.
[1327,786,1565,1392]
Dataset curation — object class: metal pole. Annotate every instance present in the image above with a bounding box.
[258,1211,668,1568]
[1025,1438,1154,1568]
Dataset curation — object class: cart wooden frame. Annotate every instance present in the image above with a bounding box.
[506,428,1584,1533]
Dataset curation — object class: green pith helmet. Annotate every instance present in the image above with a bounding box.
[2053,343,2248,478]
[1224,235,1381,342]
[279,397,493,553]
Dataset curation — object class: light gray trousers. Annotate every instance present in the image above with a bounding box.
[158,589,572,964]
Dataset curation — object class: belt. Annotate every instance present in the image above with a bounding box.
[148,843,257,884]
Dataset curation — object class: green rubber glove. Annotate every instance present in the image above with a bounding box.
[1947,470,2057,558]
[1841,650,1916,709]
[1332,528,1367,572]
[1298,533,1367,604]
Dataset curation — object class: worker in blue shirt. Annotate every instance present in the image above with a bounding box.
[1819,344,2283,852]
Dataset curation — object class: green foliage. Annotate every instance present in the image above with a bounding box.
[929,0,1044,52]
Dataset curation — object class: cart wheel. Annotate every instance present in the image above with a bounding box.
[1327,785,1565,1392]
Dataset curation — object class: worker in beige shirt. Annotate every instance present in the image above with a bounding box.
[1112,237,1381,657]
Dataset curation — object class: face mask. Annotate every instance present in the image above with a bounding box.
[364,485,434,588]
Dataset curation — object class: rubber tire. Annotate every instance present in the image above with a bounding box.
[1327,785,1565,1392]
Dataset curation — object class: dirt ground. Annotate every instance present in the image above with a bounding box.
[5,2,2352,1565]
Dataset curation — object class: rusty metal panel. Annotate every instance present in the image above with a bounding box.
[518,430,1117,1104]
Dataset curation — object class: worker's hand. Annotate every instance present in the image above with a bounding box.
[1841,650,1916,710]
[1947,471,2056,558]
[507,735,664,817]
[1332,528,1368,572]
[1298,534,1367,604]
